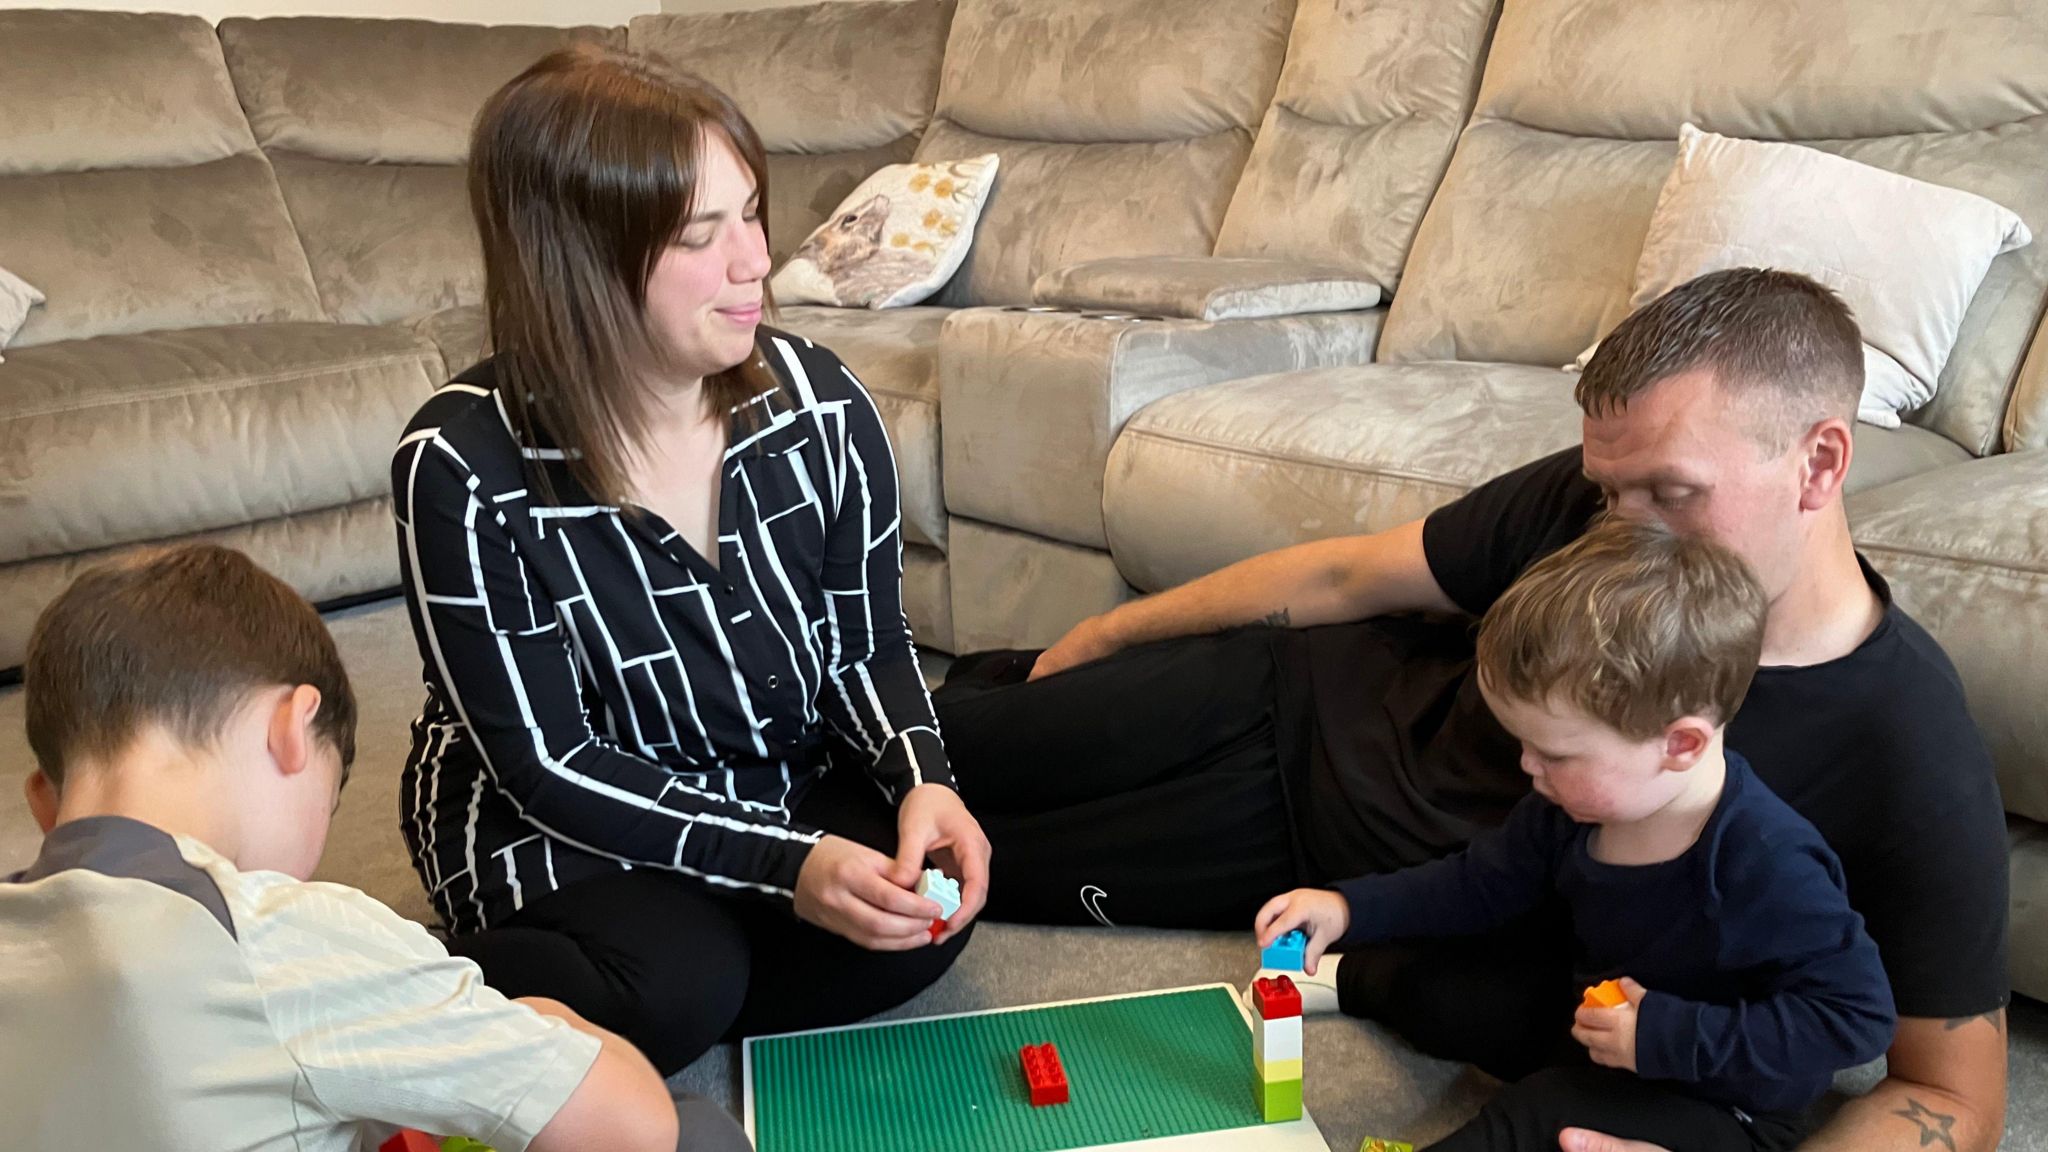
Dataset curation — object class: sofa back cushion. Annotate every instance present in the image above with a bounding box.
[2010,317,2048,451]
[630,1,954,267]
[0,10,255,175]
[0,10,323,347]
[1378,0,2048,457]
[918,0,1293,307]
[218,17,619,327]
[1215,0,1498,296]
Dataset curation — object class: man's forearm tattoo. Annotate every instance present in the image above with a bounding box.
[1261,607,1291,627]
[1893,1098,1959,1152]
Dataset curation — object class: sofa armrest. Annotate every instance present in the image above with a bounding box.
[1032,256,1383,322]
[1848,448,2048,826]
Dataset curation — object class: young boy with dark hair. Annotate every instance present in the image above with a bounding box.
[1256,519,1896,1151]
[0,544,748,1152]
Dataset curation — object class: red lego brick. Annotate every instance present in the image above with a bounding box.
[1251,975,1302,1020]
[930,918,947,941]
[381,1132,441,1152]
[1019,1042,1070,1106]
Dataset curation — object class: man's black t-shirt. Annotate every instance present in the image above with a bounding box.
[1293,447,2009,1020]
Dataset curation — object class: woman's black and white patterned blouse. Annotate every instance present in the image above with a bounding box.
[391,328,949,934]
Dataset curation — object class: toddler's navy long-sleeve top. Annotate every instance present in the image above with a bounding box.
[1336,752,1895,1115]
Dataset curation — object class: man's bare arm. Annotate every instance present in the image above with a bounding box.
[1801,1011,2007,1152]
[1557,1011,2007,1152]
[1031,519,1457,679]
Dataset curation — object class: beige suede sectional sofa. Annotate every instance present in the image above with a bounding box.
[2,0,2045,998]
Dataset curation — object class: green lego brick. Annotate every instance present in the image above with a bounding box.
[1255,1075,1302,1122]
[1359,1139,1414,1152]
[440,1140,496,1152]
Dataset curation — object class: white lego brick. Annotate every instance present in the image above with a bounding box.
[1255,1014,1302,1063]
[916,868,962,920]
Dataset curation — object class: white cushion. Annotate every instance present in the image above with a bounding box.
[0,264,44,362]
[770,153,999,309]
[1575,125,2031,428]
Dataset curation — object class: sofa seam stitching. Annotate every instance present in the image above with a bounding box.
[1116,425,1481,492]
[9,494,394,571]
[4,351,435,421]
[1474,107,2048,145]
[1854,539,2048,580]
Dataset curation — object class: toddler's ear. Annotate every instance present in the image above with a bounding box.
[1661,716,1716,768]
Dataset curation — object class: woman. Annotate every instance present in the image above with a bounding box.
[390,46,989,1075]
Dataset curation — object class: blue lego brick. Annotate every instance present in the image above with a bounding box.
[1261,929,1307,972]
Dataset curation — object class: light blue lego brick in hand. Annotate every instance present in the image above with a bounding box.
[917,868,962,920]
[1261,929,1307,972]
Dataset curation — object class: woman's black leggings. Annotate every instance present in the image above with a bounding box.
[443,766,973,1076]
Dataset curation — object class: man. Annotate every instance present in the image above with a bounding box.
[935,269,2008,1152]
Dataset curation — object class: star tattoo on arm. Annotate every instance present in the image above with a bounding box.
[1892,1098,1958,1152]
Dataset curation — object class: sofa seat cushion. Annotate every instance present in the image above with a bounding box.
[1848,450,2048,826]
[1849,423,1974,494]
[902,542,953,654]
[942,307,1386,551]
[0,497,396,672]
[1104,362,1584,591]
[406,304,490,379]
[775,304,949,552]
[0,323,440,563]
[1102,361,1966,593]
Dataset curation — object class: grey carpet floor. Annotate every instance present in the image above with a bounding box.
[3,596,2042,1150]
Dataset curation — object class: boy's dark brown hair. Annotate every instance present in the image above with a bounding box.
[24,544,357,786]
[470,44,781,509]
[1476,518,1767,741]
[1577,267,1865,452]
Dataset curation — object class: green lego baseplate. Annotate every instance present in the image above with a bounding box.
[746,985,1273,1152]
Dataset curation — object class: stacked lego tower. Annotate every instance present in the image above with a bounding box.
[1251,929,1307,1123]
[1249,973,1302,1121]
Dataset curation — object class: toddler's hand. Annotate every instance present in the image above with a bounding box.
[1572,977,1647,1072]
[1253,888,1351,975]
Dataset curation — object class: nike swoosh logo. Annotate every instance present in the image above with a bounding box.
[1080,884,1116,928]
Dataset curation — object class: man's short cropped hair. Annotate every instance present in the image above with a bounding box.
[25,544,357,785]
[1576,267,1865,450]
[1476,518,1767,741]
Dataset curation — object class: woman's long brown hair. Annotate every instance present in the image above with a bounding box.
[469,45,779,508]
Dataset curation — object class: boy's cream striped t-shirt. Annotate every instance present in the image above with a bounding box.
[0,816,600,1151]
